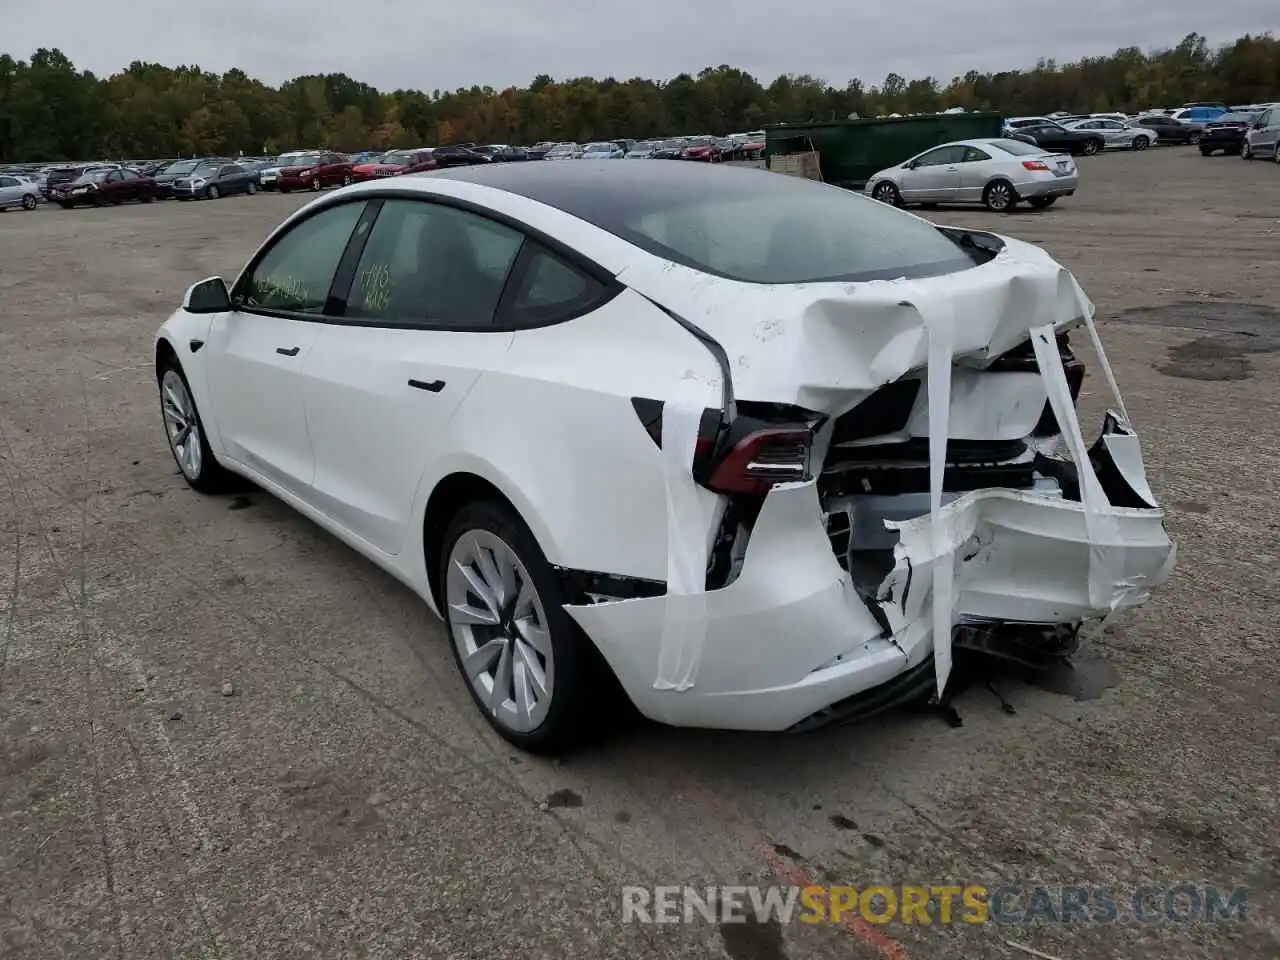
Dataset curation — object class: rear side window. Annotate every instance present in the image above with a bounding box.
[506,244,609,325]
[345,199,524,327]
[239,201,365,313]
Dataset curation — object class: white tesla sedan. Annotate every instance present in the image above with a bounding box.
[155,162,1175,753]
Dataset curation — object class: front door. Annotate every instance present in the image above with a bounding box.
[900,145,965,203]
[303,197,526,554]
[207,198,368,495]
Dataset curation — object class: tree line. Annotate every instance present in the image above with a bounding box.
[0,32,1276,162]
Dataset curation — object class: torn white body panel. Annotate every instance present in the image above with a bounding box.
[567,232,1175,731]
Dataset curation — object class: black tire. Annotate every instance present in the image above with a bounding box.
[1241,142,1252,160]
[1081,138,1102,156]
[206,185,220,199]
[158,358,236,494]
[438,499,611,755]
[56,200,72,209]
[310,177,322,192]
[280,186,291,194]
[1027,196,1057,210]
[21,194,36,210]
[341,174,352,186]
[1200,146,1214,156]
[1189,132,1202,145]
[871,181,901,206]
[247,181,258,195]
[140,192,154,203]
[1132,135,1150,151]
[983,179,1017,212]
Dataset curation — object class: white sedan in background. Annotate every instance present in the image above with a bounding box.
[866,137,1079,211]
[0,173,41,211]
[1062,117,1159,150]
[155,162,1172,753]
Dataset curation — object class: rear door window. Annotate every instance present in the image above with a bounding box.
[344,199,524,327]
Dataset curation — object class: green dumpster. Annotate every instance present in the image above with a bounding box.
[764,113,1005,190]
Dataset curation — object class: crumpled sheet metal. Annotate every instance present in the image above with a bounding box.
[599,237,1169,701]
[615,234,1094,414]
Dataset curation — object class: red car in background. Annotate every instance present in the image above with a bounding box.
[350,149,438,182]
[277,152,355,193]
[52,167,157,207]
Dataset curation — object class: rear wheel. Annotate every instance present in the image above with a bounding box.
[1132,135,1150,151]
[206,184,220,199]
[21,194,36,210]
[1189,132,1202,145]
[871,181,901,206]
[1241,142,1253,160]
[341,174,352,186]
[1081,138,1102,156]
[983,179,1017,212]
[440,500,603,755]
[1027,196,1057,210]
[247,181,258,194]
[1200,146,1214,156]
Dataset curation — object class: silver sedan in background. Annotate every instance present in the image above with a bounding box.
[865,137,1079,212]
[0,173,41,211]
[1062,117,1160,150]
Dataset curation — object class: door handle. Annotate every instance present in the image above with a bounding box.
[408,379,446,393]
[276,346,301,357]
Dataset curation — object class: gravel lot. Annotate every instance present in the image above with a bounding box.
[2,148,1278,960]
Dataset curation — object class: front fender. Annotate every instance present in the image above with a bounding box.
[155,310,224,457]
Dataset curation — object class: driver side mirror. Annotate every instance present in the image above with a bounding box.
[183,276,231,314]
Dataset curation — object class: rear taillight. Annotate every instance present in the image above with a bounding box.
[631,397,817,496]
[706,427,812,495]
[1022,160,1050,171]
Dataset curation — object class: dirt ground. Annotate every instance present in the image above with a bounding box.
[1,148,1278,960]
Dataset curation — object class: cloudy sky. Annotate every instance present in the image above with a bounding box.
[2,0,1273,92]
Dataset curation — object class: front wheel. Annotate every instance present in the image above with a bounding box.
[206,185,220,199]
[1189,132,1202,145]
[310,177,322,192]
[983,179,1017,212]
[1200,146,1214,156]
[247,181,258,195]
[21,194,36,210]
[871,181,901,206]
[440,500,604,755]
[158,363,235,494]
[1132,135,1150,151]
[341,174,352,186]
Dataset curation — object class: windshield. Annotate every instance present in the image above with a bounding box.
[163,161,201,175]
[286,154,324,167]
[523,166,977,284]
[548,144,577,154]
[381,151,415,164]
[632,142,656,151]
[661,140,687,150]
[1216,112,1256,123]
[988,138,1047,156]
[584,143,613,152]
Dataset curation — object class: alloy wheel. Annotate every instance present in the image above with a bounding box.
[21,194,36,210]
[446,529,553,734]
[160,370,203,480]
[873,182,898,205]
[985,182,1012,211]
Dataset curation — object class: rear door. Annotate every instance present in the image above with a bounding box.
[303,197,526,554]
[206,199,367,495]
